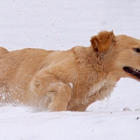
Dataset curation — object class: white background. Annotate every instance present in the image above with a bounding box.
[0,0,140,140]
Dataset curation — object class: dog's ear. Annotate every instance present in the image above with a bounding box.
[90,31,115,52]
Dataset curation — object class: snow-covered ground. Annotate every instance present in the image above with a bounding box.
[0,0,140,140]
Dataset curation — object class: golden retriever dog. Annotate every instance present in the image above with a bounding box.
[0,31,140,111]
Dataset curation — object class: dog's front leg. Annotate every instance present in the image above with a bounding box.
[30,70,72,111]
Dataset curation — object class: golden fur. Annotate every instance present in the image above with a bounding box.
[0,31,140,111]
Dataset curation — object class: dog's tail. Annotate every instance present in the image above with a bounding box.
[0,47,9,58]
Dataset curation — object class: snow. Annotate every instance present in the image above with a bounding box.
[0,0,140,140]
[0,106,140,140]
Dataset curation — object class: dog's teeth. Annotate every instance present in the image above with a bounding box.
[134,69,139,73]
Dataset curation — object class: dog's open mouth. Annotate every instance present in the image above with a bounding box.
[123,67,140,79]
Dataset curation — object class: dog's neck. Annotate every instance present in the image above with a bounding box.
[75,46,121,84]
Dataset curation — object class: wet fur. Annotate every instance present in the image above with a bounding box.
[0,31,140,111]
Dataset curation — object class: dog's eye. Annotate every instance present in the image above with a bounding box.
[134,48,140,53]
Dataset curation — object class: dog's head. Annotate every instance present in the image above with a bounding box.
[90,31,140,82]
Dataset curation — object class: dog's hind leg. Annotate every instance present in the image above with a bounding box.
[30,70,72,111]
